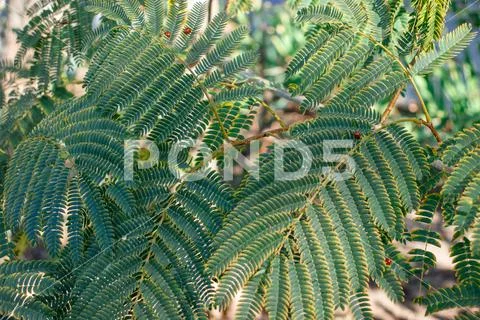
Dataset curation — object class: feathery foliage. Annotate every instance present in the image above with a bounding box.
[412,24,476,76]
[417,238,480,314]
[440,124,480,254]
[0,0,478,319]
[15,0,102,92]
[286,0,410,113]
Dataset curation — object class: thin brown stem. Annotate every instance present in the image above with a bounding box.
[381,87,403,124]
[186,127,289,173]
[379,118,441,143]
[357,31,434,128]
[190,116,441,175]
[422,120,441,142]
[231,127,288,146]
[208,0,214,23]
[408,75,432,123]
[260,101,288,129]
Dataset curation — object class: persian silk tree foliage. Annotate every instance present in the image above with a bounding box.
[0,0,478,319]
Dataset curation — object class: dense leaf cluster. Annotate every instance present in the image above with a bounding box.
[0,0,478,319]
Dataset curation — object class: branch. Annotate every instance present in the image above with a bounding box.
[357,31,437,139]
[230,127,289,146]
[260,100,288,129]
[378,118,442,143]
[208,0,214,23]
[381,87,403,124]
[422,120,442,143]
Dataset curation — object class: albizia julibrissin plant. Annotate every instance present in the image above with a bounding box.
[0,0,478,319]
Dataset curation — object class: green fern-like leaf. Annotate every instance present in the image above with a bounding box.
[412,24,476,76]
[439,124,480,254]
[295,5,344,24]
[417,284,480,315]
[407,194,441,276]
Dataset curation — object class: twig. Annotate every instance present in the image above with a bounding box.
[260,100,288,129]
[422,120,441,142]
[378,118,442,143]
[190,115,441,175]
[186,127,290,174]
[408,75,433,124]
[230,127,288,146]
[208,0,214,23]
[381,87,403,124]
[357,31,437,139]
